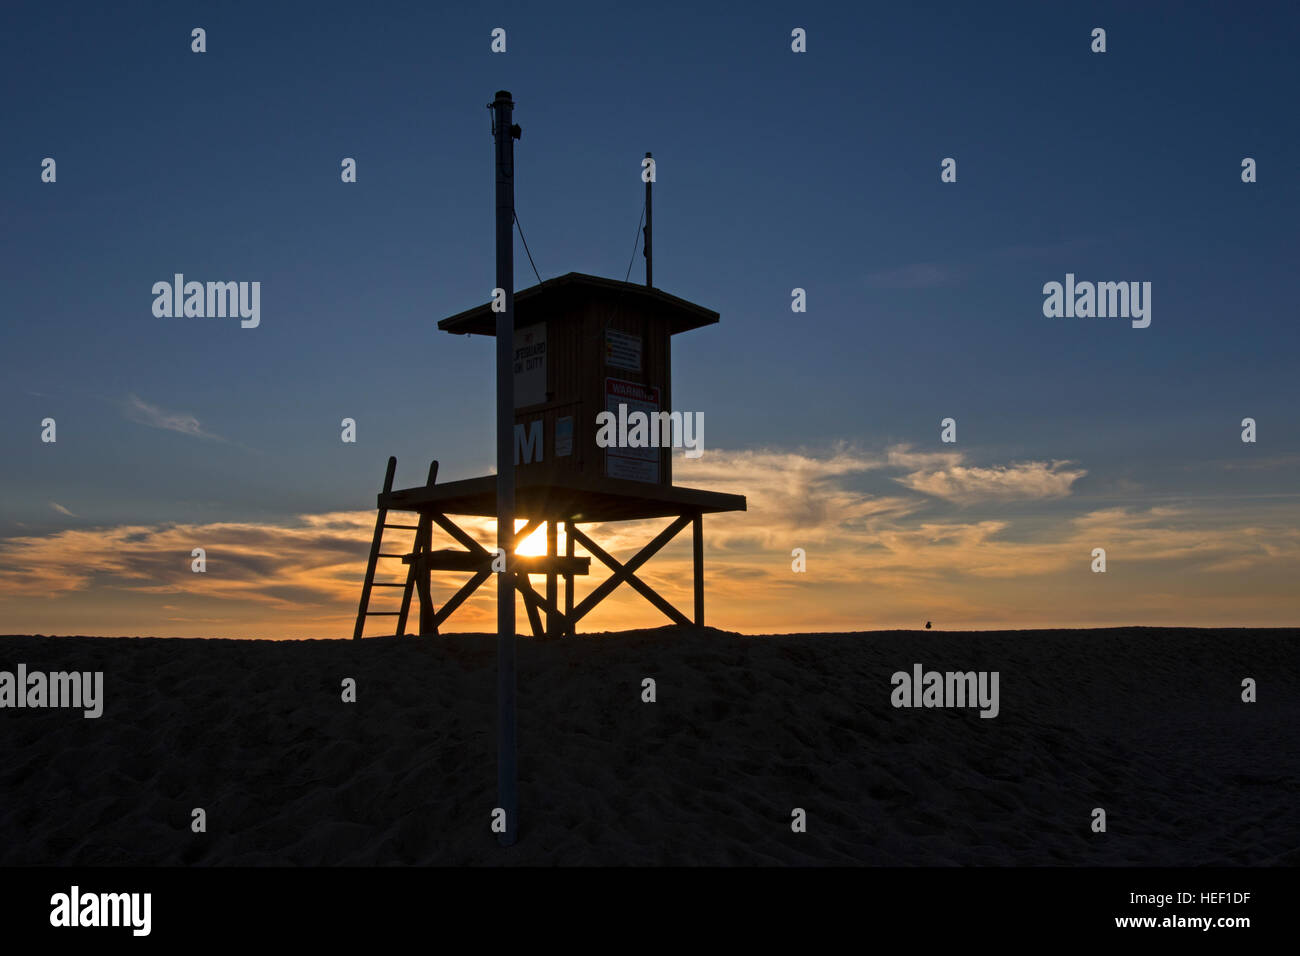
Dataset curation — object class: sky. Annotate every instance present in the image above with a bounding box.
[1,1,1297,637]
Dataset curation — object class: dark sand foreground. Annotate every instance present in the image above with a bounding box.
[1,627,1296,865]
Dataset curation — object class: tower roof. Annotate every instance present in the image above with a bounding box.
[437,272,719,336]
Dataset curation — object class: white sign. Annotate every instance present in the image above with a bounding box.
[513,323,547,408]
[555,416,573,457]
[605,329,642,372]
[605,378,660,483]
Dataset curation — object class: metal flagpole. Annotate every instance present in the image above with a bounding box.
[491,89,519,847]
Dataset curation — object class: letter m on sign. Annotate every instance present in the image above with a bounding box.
[514,420,543,465]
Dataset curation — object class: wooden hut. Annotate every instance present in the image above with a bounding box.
[353,272,746,638]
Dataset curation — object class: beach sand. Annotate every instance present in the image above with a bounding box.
[0,627,1296,865]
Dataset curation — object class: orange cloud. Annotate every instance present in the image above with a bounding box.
[0,447,1296,636]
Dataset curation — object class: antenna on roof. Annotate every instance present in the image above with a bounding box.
[643,151,653,288]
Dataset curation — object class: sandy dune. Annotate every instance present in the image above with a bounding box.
[0,627,1296,865]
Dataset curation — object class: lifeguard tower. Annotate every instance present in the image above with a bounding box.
[353,273,745,639]
[353,120,744,639]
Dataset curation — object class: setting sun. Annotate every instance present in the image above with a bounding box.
[513,520,565,559]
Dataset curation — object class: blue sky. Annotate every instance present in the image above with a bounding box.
[2,1,1297,634]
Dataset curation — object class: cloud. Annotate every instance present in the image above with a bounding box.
[880,444,1084,504]
[863,262,958,289]
[886,447,964,471]
[0,447,1296,636]
[989,237,1100,262]
[672,445,916,546]
[860,239,1102,296]
[0,513,373,605]
[49,502,77,517]
[894,459,1086,504]
[123,394,222,440]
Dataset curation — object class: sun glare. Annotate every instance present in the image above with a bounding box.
[513,520,566,558]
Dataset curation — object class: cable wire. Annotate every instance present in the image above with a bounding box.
[514,210,542,284]
[624,200,647,283]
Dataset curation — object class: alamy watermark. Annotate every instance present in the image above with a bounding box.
[1042,273,1151,328]
[890,663,999,718]
[0,665,103,718]
[152,274,260,328]
[596,404,704,458]
[50,886,150,936]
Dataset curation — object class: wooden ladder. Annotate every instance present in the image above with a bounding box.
[353,456,437,638]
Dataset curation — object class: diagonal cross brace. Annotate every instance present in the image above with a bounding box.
[432,570,492,630]
[419,512,577,635]
[568,516,693,626]
[430,512,539,558]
